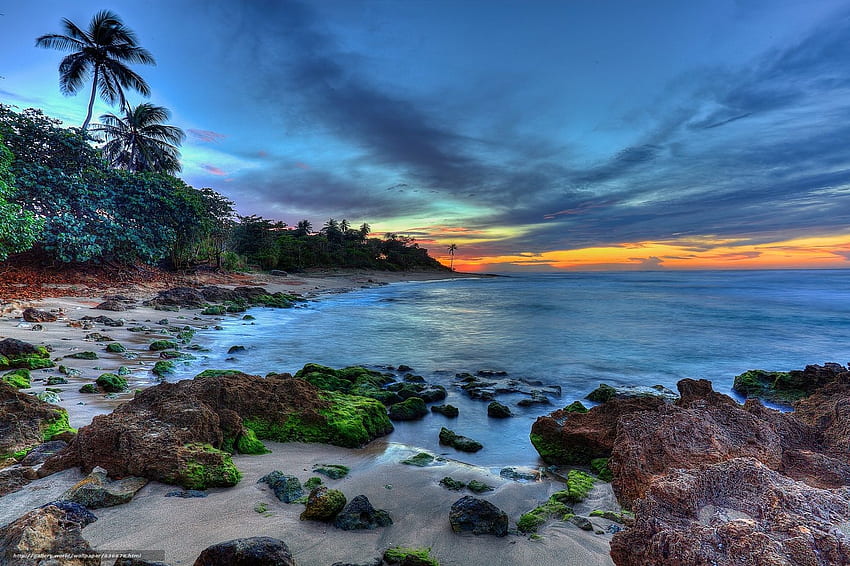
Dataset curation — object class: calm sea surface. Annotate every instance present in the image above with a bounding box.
[170,270,850,468]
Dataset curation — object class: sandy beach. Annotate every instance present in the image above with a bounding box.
[0,268,619,565]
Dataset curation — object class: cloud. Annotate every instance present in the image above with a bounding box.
[202,164,227,176]
[188,129,226,143]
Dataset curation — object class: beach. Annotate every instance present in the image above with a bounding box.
[0,268,620,566]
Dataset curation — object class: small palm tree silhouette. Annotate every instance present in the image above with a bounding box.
[447,243,458,271]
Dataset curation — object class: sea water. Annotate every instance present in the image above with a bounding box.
[169,269,850,468]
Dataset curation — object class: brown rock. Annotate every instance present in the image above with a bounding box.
[530,396,665,464]
[22,307,57,322]
[94,300,129,311]
[0,381,68,461]
[610,458,850,566]
[193,536,296,566]
[0,501,99,566]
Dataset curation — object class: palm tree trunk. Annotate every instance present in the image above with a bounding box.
[82,66,99,131]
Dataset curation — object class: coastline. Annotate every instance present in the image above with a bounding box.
[0,267,619,566]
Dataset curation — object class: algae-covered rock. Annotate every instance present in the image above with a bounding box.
[79,383,98,393]
[149,340,178,351]
[402,452,435,467]
[431,404,459,417]
[467,480,494,493]
[383,547,439,566]
[106,343,127,353]
[550,470,595,504]
[449,496,508,536]
[2,368,31,388]
[37,390,62,404]
[438,427,483,452]
[487,401,512,418]
[388,397,428,421]
[334,495,392,530]
[0,338,55,370]
[66,351,99,360]
[96,373,128,392]
[439,477,466,491]
[300,486,346,521]
[0,381,75,461]
[152,360,176,377]
[314,463,350,479]
[258,471,303,503]
[732,364,849,403]
[517,497,573,533]
[47,375,68,385]
[201,305,227,316]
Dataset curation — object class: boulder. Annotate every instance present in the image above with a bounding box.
[80,315,124,327]
[39,372,392,489]
[530,395,665,465]
[22,307,57,322]
[733,362,849,403]
[193,536,296,566]
[388,397,428,421]
[60,466,148,508]
[94,300,129,311]
[449,496,508,536]
[0,338,54,370]
[438,427,483,452]
[610,458,850,566]
[0,381,73,463]
[431,404,459,417]
[586,383,678,403]
[258,471,303,503]
[300,486,346,522]
[0,467,34,497]
[0,501,98,566]
[487,401,512,418]
[333,495,393,530]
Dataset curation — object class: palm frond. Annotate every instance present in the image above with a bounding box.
[58,53,90,95]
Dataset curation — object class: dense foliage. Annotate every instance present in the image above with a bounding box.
[0,135,42,261]
[0,105,233,266]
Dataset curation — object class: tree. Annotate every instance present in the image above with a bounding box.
[447,243,458,271]
[0,135,42,260]
[93,102,185,174]
[36,10,155,130]
[294,219,312,237]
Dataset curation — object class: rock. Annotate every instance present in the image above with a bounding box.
[258,471,303,503]
[467,480,494,493]
[569,515,593,531]
[94,300,129,311]
[39,372,391,489]
[333,495,393,530]
[193,536,296,566]
[401,452,435,467]
[80,315,124,327]
[530,395,665,465]
[331,560,382,566]
[610,458,850,566]
[431,404,459,417]
[0,338,54,370]
[586,383,678,403]
[165,489,208,498]
[96,373,128,392]
[66,351,99,360]
[313,464,350,479]
[733,362,849,403]
[383,547,439,565]
[227,345,246,354]
[60,466,148,508]
[0,381,73,462]
[388,397,428,421]
[487,401,512,418]
[455,371,561,401]
[499,467,540,481]
[37,390,62,404]
[269,270,288,277]
[149,340,178,351]
[439,427,483,452]
[3,368,31,388]
[19,440,68,466]
[0,467,33,497]
[22,307,57,322]
[113,558,172,566]
[106,343,127,353]
[449,496,508,536]
[145,287,207,308]
[0,501,98,566]
[300,486,346,521]
[417,385,447,403]
[516,390,551,407]
[439,476,466,491]
[46,375,68,385]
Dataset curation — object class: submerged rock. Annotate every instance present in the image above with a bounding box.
[438,427,483,453]
[193,536,296,566]
[388,397,428,421]
[449,496,508,536]
[487,401,512,418]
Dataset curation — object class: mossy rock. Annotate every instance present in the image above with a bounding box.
[438,427,483,453]
[65,351,98,360]
[195,369,254,379]
[467,480,494,493]
[383,547,440,566]
[300,486,346,521]
[439,476,466,491]
[530,432,599,465]
[2,368,31,388]
[149,340,178,351]
[40,409,76,441]
[589,509,630,523]
[46,376,68,385]
[517,498,573,534]
[431,404,459,418]
[401,452,435,467]
[201,305,227,315]
[313,464,350,479]
[304,476,323,489]
[117,366,132,376]
[732,369,809,403]
[105,343,126,353]
[487,401,512,418]
[79,383,98,394]
[388,397,428,421]
[96,373,128,393]
[550,470,596,504]
[590,457,614,482]
[152,360,176,377]
[564,400,588,413]
[586,384,616,403]
[58,365,81,377]
[235,428,269,455]
[171,443,242,490]
[243,390,393,449]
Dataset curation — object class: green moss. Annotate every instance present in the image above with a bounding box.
[65,351,98,360]
[2,368,31,388]
[96,373,128,392]
[586,384,616,403]
[732,369,809,403]
[401,452,435,467]
[467,480,494,493]
[313,464,350,479]
[530,432,599,465]
[439,427,483,452]
[79,383,98,393]
[388,397,428,421]
[383,547,439,566]
[149,340,178,351]
[550,470,596,504]
[439,476,466,491]
[235,428,270,454]
[304,476,323,489]
[517,498,573,534]
[152,360,175,377]
[254,502,268,513]
[590,457,614,482]
[179,443,242,489]
[201,305,227,315]
[564,400,589,413]
[41,409,76,441]
[105,343,126,353]
[589,509,628,523]
[194,369,254,379]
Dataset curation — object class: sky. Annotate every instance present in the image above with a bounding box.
[2,0,850,271]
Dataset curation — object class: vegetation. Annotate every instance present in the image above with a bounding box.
[36,10,155,130]
[93,103,185,174]
[2,368,31,389]
[517,497,573,534]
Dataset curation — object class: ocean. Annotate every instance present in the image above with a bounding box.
[169,269,850,468]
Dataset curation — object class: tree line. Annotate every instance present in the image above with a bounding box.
[0,11,447,272]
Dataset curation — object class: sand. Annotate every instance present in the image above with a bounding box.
[0,268,618,566]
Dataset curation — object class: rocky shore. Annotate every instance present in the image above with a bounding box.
[2,269,848,565]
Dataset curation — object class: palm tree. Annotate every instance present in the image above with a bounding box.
[447,243,458,271]
[92,103,185,174]
[294,219,313,237]
[36,10,155,130]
